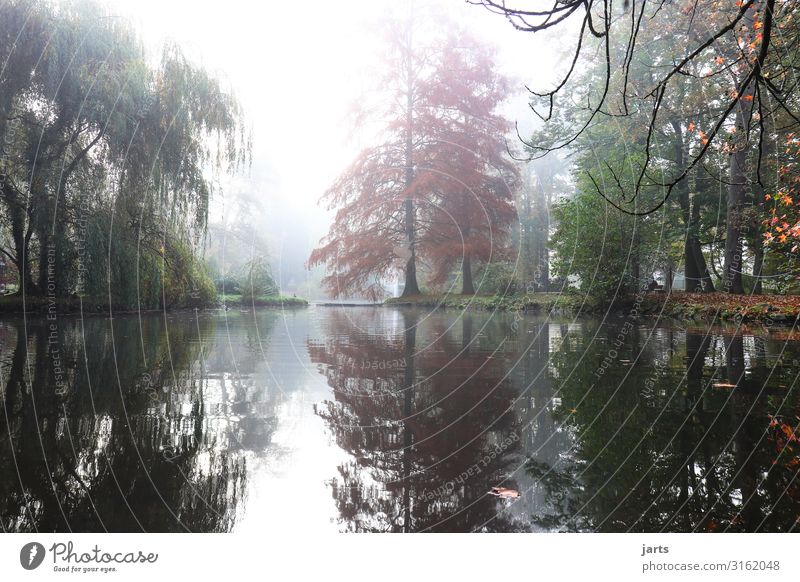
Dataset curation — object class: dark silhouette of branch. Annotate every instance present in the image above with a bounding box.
[471,0,794,216]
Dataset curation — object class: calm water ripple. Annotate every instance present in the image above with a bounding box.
[1,306,799,532]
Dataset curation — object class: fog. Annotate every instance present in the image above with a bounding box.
[102,0,564,297]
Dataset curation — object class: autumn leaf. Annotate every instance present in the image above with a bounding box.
[713,382,737,389]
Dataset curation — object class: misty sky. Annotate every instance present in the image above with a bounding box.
[103,0,564,288]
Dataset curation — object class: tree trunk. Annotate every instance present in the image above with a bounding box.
[400,62,420,298]
[672,119,714,292]
[539,204,550,291]
[37,227,51,295]
[683,237,701,292]
[401,198,420,297]
[522,166,534,291]
[535,164,552,292]
[631,226,641,289]
[665,259,673,293]
[723,104,748,294]
[691,241,715,292]
[752,243,763,295]
[461,253,474,295]
[671,119,700,293]
[750,110,772,295]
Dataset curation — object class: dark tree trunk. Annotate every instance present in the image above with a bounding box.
[750,112,771,295]
[461,253,474,295]
[665,260,673,293]
[723,105,748,294]
[684,242,700,292]
[671,119,714,293]
[37,227,51,295]
[691,240,715,292]
[400,74,420,298]
[631,226,641,289]
[401,198,420,297]
[752,243,764,295]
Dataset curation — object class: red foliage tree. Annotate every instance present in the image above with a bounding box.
[416,38,519,294]
[308,15,519,299]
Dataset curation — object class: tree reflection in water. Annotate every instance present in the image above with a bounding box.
[310,308,526,532]
[0,312,283,532]
[2,308,799,533]
[528,323,800,532]
[311,310,800,532]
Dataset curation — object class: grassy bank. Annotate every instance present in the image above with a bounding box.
[384,292,587,312]
[219,293,309,307]
[0,292,309,314]
[383,291,800,325]
[642,292,800,325]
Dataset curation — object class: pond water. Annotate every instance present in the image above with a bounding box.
[1,306,799,532]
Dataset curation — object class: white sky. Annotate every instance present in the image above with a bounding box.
[103,0,564,260]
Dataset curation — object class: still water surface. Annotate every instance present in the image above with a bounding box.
[1,306,799,532]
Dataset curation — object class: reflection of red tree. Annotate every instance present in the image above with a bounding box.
[309,309,524,532]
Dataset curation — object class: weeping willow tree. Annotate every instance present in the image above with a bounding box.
[0,0,249,308]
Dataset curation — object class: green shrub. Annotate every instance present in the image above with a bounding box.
[239,256,279,300]
[475,263,520,296]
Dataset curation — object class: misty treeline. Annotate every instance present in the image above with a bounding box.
[312,0,800,303]
[4,0,799,309]
[0,0,249,309]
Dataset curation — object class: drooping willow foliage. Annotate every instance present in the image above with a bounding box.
[0,0,249,308]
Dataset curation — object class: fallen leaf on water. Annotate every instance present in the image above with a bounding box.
[489,487,520,499]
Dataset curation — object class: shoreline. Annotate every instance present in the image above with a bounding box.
[4,291,796,327]
[0,294,309,316]
[383,292,800,326]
